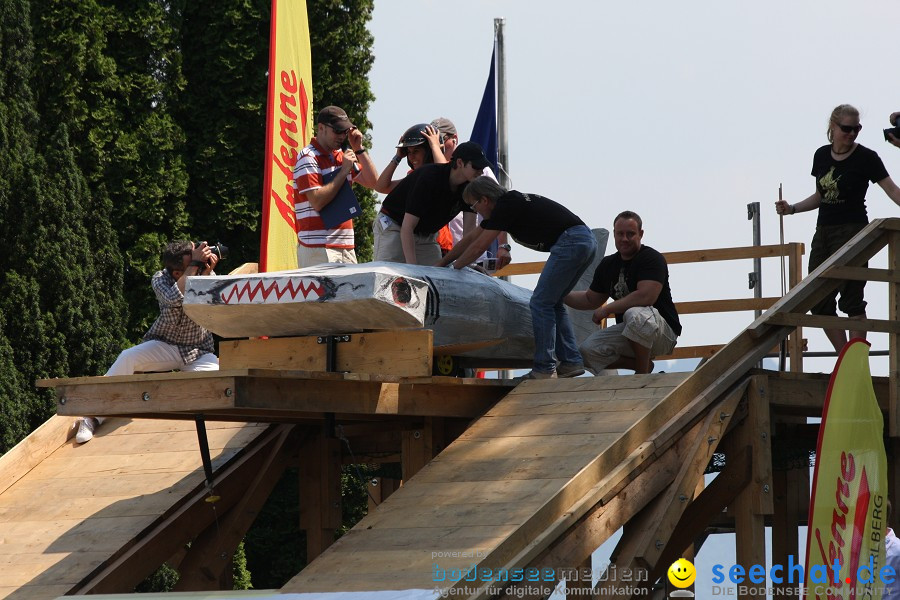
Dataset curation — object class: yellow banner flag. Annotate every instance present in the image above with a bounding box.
[804,340,888,599]
[259,0,313,272]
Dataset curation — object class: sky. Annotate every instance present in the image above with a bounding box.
[361,1,897,597]
[364,0,900,378]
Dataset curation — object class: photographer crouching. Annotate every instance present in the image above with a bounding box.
[75,241,223,443]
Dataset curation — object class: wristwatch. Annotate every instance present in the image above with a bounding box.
[498,244,512,252]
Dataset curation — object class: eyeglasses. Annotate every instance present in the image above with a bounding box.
[836,123,862,134]
[327,123,353,135]
[466,197,484,208]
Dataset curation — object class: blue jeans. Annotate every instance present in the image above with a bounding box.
[530,225,597,373]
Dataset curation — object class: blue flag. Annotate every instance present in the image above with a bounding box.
[470,48,498,177]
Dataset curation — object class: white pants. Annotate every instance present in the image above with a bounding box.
[580,306,677,374]
[297,244,357,268]
[106,339,219,375]
[93,341,218,424]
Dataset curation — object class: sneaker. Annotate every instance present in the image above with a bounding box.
[513,370,557,383]
[557,362,586,378]
[75,417,97,444]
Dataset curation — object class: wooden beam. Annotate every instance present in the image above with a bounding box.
[765,311,900,334]
[663,243,804,265]
[219,330,434,377]
[494,242,807,277]
[299,429,343,561]
[590,386,745,600]
[822,265,900,283]
[49,371,513,420]
[656,445,752,571]
[72,424,293,594]
[675,297,778,315]
[498,420,694,600]
[890,232,900,436]
[173,424,299,591]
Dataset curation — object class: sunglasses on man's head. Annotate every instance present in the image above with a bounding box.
[837,123,862,134]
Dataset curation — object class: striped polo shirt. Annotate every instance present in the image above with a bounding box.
[292,138,359,248]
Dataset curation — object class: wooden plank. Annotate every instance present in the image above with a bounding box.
[675,297,778,315]
[0,415,73,496]
[435,434,624,462]
[411,454,600,483]
[494,261,546,277]
[765,311,900,334]
[455,411,650,439]
[663,243,803,264]
[890,233,900,437]
[494,242,806,277]
[219,330,433,376]
[53,374,240,416]
[821,265,900,283]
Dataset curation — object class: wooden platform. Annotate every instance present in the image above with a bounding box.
[0,416,266,599]
[281,373,690,594]
[40,370,516,422]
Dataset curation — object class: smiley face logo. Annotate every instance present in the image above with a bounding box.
[667,558,696,588]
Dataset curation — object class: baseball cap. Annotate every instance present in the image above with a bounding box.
[430,117,457,138]
[317,106,354,130]
[451,141,490,170]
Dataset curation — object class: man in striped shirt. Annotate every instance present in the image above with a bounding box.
[292,106,378,267]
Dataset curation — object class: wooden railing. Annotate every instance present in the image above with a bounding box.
[494,242,807,370]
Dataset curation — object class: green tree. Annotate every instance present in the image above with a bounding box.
[176,0,269,268]
[31,0,189,340]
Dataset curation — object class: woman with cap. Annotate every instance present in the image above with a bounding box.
[776,103,900,352]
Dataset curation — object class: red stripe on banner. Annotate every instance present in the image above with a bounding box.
[258,0,281,272]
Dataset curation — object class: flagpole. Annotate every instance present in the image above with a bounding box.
[494,17,509,188]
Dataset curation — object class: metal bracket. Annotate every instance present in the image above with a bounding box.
[316,334,352,373]
[194,414,220,502]
[748,272,758,290]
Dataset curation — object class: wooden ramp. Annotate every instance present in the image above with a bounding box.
[0,415,269,599]
[282,373,702,595]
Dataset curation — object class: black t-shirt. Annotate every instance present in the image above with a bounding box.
[380,163,473,234]
[480,191,585,251]
[811,144,889,226]
[588,245,681,336]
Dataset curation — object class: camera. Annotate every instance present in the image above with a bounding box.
[884,126,900,142]
[193,241,229,261]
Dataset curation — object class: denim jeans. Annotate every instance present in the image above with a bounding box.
[530,225,597,373]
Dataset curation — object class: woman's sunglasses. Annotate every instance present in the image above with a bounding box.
[836,123,862,134]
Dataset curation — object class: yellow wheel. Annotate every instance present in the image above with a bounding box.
[434,355,456,376]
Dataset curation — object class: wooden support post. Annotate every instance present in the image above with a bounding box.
[890,232,900,436]
[299,429,342,561]
[401,418,442,480]
[772,467,803,600]
[788,242,804,372]
[725,376,773,600]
